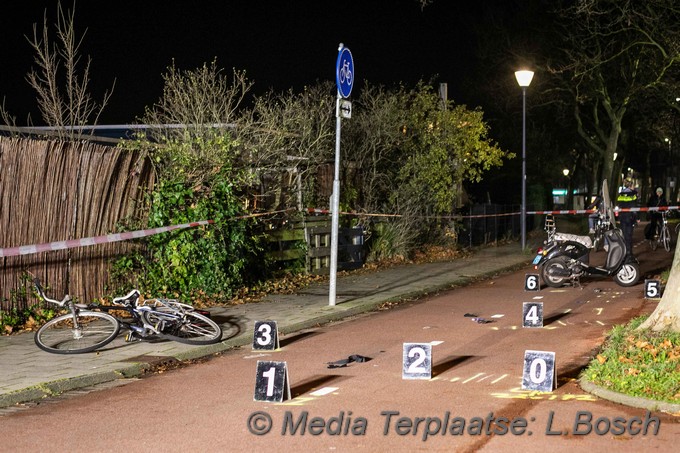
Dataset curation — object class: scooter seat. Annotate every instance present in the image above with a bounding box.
[553,232,593,249]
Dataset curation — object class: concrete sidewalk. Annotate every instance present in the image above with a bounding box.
[0,242,533,408]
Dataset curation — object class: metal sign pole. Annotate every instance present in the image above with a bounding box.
[329,93,342,306]
[329,43,353,307]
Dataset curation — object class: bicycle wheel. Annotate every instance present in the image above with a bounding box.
[142,309,222,345]
[35,311,120,354]
[662,228,671,251]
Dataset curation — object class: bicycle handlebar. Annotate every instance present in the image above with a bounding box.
[112,289,141,307]
[33,278,134,309]
[32,278,71,306]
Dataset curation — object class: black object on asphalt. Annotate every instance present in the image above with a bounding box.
[327,354,372,368]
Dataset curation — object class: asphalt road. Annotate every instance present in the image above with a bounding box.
[0,232,678,452]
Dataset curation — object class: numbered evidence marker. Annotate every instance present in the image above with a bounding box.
[402,343,432,380]
[254,361,291,402]
[525,273,540,291]
[252,320,280,350]
[644,279,662,300]
[522,302,544,328]
[521,350,556,392]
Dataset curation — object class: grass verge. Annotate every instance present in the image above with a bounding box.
[582,315,680,404]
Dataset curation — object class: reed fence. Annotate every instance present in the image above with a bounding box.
[0,136,154,310]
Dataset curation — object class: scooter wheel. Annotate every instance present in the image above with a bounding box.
[614,262,640,287]
[541,257,570,288]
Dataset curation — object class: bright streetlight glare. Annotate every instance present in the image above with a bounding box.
[514,70,534,87]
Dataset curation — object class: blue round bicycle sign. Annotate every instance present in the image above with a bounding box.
[336,45,354,98]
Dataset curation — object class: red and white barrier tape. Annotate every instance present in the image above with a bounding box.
[305,208,401,217]
[305,208,331,214]
[614,205,680,213]
[306,205,680,219]
[0,208,297,258]
[529,205,680,215]
[306,207,593,218]
[0,220,213,258]
[528,209,593,215]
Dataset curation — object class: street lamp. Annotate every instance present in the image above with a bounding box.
[515,69,534,250]
[665,137,671,152]
[562,169,570,208]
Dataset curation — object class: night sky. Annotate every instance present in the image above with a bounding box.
[0,1,515,125]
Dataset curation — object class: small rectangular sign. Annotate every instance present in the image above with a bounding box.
[340,100,352,119]
[254,361,291,402]
[402,343,432,380]
[644,279,661,299]
[525,273,540,291]
[252,320,280,350]
[521,350,556,392]
[522,302,544,328]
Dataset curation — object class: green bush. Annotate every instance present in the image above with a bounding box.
[111,173,253,303]
[111,128,265,304]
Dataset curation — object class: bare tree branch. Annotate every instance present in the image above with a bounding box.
[24,1,115,139]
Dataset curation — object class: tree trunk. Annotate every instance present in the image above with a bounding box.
[638,243,680,332]
[603,127,623,199]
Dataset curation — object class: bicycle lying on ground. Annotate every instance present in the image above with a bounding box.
[650,210,672,252]
[32,279,223,354]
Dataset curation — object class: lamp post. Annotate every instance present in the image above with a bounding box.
[666,138,674,201]
[562,168,570,208]
[515,70,534,250]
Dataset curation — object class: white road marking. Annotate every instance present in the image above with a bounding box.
[243,353,272,359]
[310,387,339,396]
[491,374,508,384]
[463,373,485,384]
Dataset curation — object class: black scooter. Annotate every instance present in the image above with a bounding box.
[532,217,640,288]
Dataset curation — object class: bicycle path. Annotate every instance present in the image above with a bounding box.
[0,241,536,408]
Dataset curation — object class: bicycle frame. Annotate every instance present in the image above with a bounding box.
[97,296,209,339]
[651,210,672,252]
[94,303,156,339]
[92,297,181,340]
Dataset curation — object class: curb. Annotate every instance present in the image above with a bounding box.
[1,368,138,408]
[579,377,680,414]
